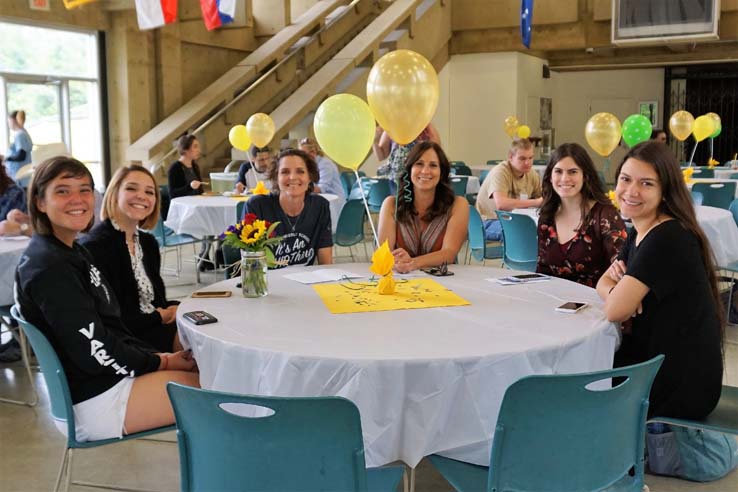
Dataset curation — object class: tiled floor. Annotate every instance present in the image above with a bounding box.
[1,245,737,491]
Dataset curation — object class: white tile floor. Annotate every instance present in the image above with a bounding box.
[1,244,737,491]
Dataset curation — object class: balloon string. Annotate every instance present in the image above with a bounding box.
[355,170,379,248]
[709,138,714,160]
[688,141,698,167]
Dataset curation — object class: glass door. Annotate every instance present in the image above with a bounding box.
[5,78,63,146]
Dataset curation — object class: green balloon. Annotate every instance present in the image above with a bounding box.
[711,122,722,138]
[622,114,653,147]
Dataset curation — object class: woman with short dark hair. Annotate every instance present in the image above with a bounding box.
[167,134,203,199]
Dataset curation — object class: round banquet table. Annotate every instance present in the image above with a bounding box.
[165,193,342,237]
[512,205,738,266]
[176,264,618,468]
[0,237,30,306]
[712,169,738,180]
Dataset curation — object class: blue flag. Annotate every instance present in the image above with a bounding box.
[521,0,533,48]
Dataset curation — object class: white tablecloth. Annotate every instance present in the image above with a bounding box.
[0,237,30,306]
[513,206,738,266]
[713,169,738,180]
[176,264,618,468]
[165,194,342,237]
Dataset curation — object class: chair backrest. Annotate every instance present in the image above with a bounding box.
[363,178,392,209]
[236,200,247,222]
[449,176,469,196]
[334,199,366,247]
[486,159,503,166]
[729,199,738,227]
[451,165,472,176]
[340,172,357,198]
[692,182,736,210]
[497,211,538,271]
[597,170,607,188]
[467,205,485,262]
[692,168,715,179]
[729,172,738,180]
[159,185,171,220]
[690,190,704,206]
[533,159,548,166]
[10,305,76,445]
[479,169,490,184]
[166,383,370,492]
[487,355,664,492]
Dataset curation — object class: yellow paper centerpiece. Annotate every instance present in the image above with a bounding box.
[251,181,269,195]
[370,240,396,295]
[607,190,619,210]
[708,157,719,169]
[682,167,694,185]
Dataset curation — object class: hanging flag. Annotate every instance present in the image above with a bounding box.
[520,0,533,48]
[201,0,235,31]
[135,0,178,30]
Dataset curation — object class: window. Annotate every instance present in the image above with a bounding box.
[0,21,105,187]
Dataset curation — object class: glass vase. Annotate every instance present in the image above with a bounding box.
[241,251,268,298]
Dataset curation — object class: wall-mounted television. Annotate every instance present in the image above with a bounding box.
[612,0,720,46]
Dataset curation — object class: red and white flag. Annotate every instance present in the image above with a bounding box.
[135,0,178,30]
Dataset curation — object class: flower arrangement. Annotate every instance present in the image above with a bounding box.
[251,181,269,195]
[221,213,283,297]
[682,167,694,185]
[707,157,720,169]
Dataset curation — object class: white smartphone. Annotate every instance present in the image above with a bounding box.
[555,302,589,313]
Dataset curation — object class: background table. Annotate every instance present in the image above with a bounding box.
[512,205,738,266]
[165,193,342,236]
[713,169,738,180]
[176,264,618,468]
[0,237,30,306]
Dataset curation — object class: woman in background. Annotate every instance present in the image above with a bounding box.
[167,134,204,199]
[3,110,33,180]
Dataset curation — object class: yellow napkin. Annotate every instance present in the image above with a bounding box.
[607,190,619,210]
[370,240,395,295]
[708,157,719,169]
[251,181,269,195]
[682,167,694,185]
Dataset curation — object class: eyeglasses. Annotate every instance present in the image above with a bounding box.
[422,262,454,277]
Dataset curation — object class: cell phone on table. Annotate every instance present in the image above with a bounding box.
[191,291,232,298]
[555,302,588,313]
[183,311,218,325]
[510,273,547,281]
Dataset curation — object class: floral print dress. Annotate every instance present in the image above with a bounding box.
[536,202,627,287]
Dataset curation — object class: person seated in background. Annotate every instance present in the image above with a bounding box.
[536,143,627,287]
[0,158,30,237]
[167,134,204,199]
[15,156,199,442]
[372,123,441,195]
[377,141,468,273]
[476,138,542,241]
[244,149,332,267]
[81,165,182,353]
[2,110,32,180]
[651,129,667,144]
[235,146,273,194]
[298,137,346,202]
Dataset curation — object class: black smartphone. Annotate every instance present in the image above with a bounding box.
[183,311,219,325]
[510,273,547,281]
[191,291,232,298]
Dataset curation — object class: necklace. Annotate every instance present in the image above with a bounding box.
[282,206,305,232]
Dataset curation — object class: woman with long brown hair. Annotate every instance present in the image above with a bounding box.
[596,141,723,420]
[537,143,627,287]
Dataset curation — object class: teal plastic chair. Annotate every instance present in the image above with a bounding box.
[467,206,502,262]
[692,167,715,179]
[479,169,490,185]
[429,355,664,492]
[236,200,247,221]
[334,199,369,261]
[534,159,548,166]
[692,181,736,210]
[729,172,738,180]
[360,177,392,213]
[450,176,469,197]
[497,211,538,271]
[451,164,472,176]
[10,306,174,492]
[486,160,503,166]
[340,172,358,197]
[166,383,404,492]
[690,190,704,206]
[597,170,607,188]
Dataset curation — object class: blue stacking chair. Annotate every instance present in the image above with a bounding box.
[691,167,715,179]
[450,164,472,176]
[466,206,502,263]
[692,181,736,210]
[10,306,174,492]
[478,169,490,185]
[449,176,469,197]
[334,199,369,261]
[359,177,392,213]
[729,172,738,180]
[497,211,538,271]
[429,355,664,492]
[690,190,704,206]
[342,171,367,198]
[486,160,503,166]
[166,383,404,492]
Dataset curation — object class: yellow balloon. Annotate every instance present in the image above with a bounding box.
[504,116,519,138]
[228,125,251,151]
[366,49,439,145]
[246,113,276,148]
[517,125,531,139]
[693,115,715,142]
[669,110,694,142]
[584,113,622,157]
[313,94,376,171]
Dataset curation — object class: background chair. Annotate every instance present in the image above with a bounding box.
[497,211,538,271]
[690,190,704,206]
[340,171,365,198]
[692,168,715,179]
[360,177,392,213]
[486,159,503,166]
[478,169,490,185]
[729,172,738,180]
[691,182,736,210]
[449,176,468,197]
[430,355,664,492]
[334,199,369,262]
[466,206,502,263]
[166,383,404,492]
[450,162,472,176]
[10,306,174,492]
[0,305,37,406]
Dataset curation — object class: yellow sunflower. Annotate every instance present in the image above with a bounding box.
[240,219,267,244]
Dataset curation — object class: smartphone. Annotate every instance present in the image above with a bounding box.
[183,311,219,325]
[555,302,589,313]
[191,291,232,298]
[510,273,547,281]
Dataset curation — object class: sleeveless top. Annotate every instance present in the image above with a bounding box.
[395,210,450,257]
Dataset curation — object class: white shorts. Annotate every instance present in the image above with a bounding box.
[54,377,135,442]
